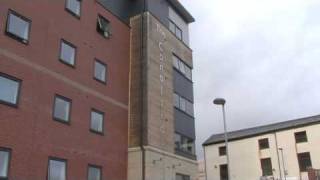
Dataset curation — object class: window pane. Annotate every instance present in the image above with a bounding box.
[261,158,273,176]
[60,41,75,65]
[91,111,103,133]
[298,152,312,172]
[219,146,226,156]
[259,138,269,150]
[186,101,194,116]
[220,164,228,180]
[185,66,192,80]
[295,131,308,143]
[94,61,106,82]
[176,27,182,40]
[0,151,10,177]
[88,166,101,180]
[7,13,30,41]
[49,160,66,180]
[66,0,81,16]
[174,134,181,150]
[173,56,179,69]
[0,75,20,105]
[178,61,186,74]
[54,97,71,122]
[174,93,180,108]
[179,97,186,111]
[169,21,175,33]
[97,16,111,38]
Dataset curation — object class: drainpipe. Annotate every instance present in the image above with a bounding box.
[203,146,208,180]
[274,132,283,180]
[139,1,147,180]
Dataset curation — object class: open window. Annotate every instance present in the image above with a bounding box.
[97,15,111,38]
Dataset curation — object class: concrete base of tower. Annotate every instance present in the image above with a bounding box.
[128,146,198,180]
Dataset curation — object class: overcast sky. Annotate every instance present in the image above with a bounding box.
[179,0,320,159]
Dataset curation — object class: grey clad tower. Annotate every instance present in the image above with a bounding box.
[98,1,197,179]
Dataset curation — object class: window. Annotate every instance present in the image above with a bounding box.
[66,0,81,17]
[48,158,67,180]
[176,173,190,180]
[295,131,308,143]
[175,133,195,155]
[220,164,228,180]
[298,152,312,172]
[259,138,270,150]
[261,158,273,176]
[174,93,194,117]
[172,55,192,81]
[97,15,111,38]
[90,109,104,134]
[6,10,31,44]
[179,97,186,111]
[219,146,226,156]
[169,20,182,40]
[0,73,21,107]
[94,60,107,83]
[59,40,76,67]
[0,148,11,179]
[88,165,102,180]
[53,95,71,123]
[176,27,182,40]
[174,93,180,108]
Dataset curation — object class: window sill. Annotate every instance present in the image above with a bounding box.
[59,59,76,68]
[53,117,71,125]
[65,8,81,19]
[90,129,104,136]
[5,31,29,45]
[93,77,107,85]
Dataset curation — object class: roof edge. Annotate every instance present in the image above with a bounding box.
[167,0,195,23]
[203,114,320,146]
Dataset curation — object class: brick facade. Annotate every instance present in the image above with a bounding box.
[0,0,130,180]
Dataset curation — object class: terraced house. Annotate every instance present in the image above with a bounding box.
[0,0,196,180]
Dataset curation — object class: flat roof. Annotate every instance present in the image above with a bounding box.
[167,0,195,23]
[203,114,320,146]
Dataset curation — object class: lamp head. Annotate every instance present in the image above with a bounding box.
[213,98,226,105]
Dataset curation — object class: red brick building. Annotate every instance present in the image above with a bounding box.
[0,1,130,180]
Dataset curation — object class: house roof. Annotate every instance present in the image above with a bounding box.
[203,114,320,146]
[167,0,195,23]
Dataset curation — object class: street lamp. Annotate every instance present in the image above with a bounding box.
[279,148,287,180]
[213,98,231,180]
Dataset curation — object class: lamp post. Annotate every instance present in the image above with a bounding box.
[279,148,287,180]
[213,98,231,180]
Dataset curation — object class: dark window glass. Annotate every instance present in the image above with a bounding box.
[88,165,102,180]
[0,148,11,178]
[173,55,192,81]
[53,95,71,123]
[298,152,312,172]
[295,131,308,143]
[66,0,81,17]
[48,158,67,180]
[176,174,190,180]
[97,15,111,38]
[176,27,182,40]
[169,20,183,40]
[174,93,180,108]
[169,21,176,33]
[60,40,76,66]
[90,110,104,134]
[261,158,273,176]
[175,133,195,155]
[0,73,21,106]
[259,138,270,150]
[94,60,107,83]
[219,146,226,156]
[220,164,228,180]
[6,10,31,43]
